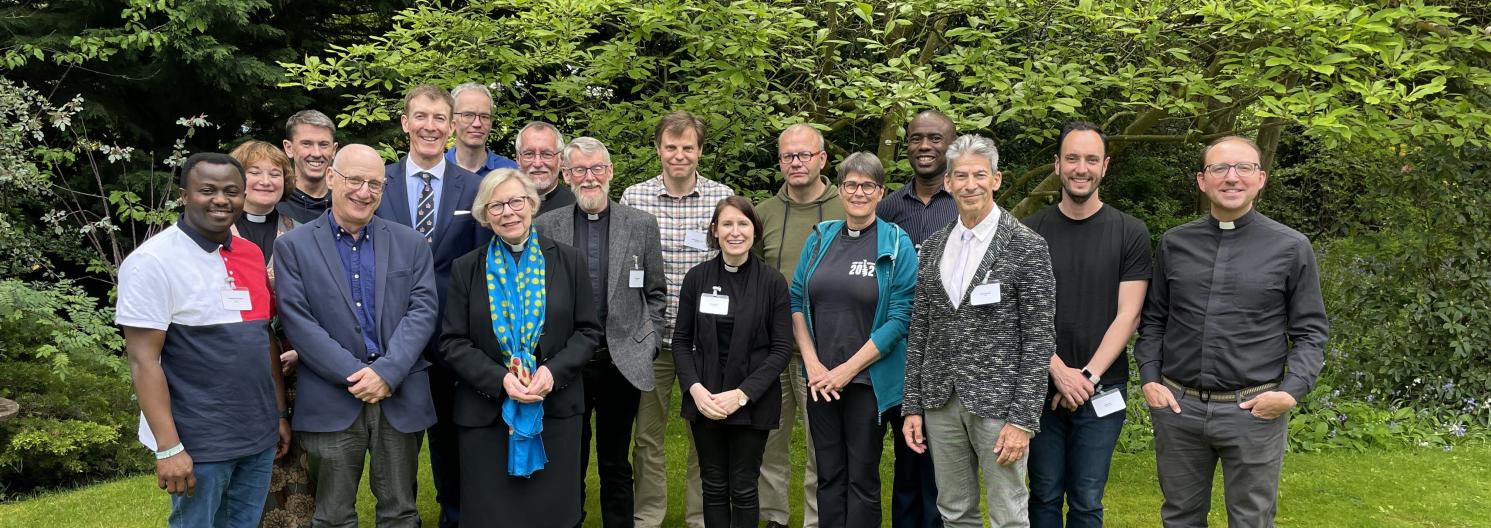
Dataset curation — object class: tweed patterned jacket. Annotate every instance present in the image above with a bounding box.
[902,207,1056,433]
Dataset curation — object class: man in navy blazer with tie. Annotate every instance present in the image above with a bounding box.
[373,84,490,528]
[275,144,439,527]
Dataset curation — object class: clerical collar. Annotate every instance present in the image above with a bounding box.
[503,231,530,253]
[845,221,874,239]
[723,262,741,273]
[1209,209,1258,231]
[243,211,269,223]
[577,206,609,222]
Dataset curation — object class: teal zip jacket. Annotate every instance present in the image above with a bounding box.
[789,217,918,418]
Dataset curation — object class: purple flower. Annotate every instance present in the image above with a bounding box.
[1336,413,1348,424]
[1444,444,1454,452]
[1442,381,1456,393]
[1450,424,1466,437]
[1366,395,1376,403]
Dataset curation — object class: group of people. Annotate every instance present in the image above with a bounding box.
[118,82,1328,528]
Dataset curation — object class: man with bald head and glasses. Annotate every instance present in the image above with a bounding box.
[1135,136,1328,527]
[275,143,439,527]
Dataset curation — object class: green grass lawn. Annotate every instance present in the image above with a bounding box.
[4,396,1489,527]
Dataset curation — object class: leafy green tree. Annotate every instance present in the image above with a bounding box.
[284,0,1491,213]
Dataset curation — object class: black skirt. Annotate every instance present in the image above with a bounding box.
[458,413,583,528]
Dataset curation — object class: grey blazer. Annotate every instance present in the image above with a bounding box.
[902,207,1056,433]
[535,202,668,390]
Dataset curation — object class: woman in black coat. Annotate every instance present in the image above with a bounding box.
[440,168,602,528]
[672,196,793,528]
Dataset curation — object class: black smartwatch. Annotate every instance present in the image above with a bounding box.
[1080,368,1100,385]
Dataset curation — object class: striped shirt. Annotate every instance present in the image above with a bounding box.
[620,174,736,330]
[876,182,958,250]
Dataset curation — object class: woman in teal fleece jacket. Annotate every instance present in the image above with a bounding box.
[789,152,917,528]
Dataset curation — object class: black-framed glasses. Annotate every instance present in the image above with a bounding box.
[330,167,386,193]
[519,150,558,161]
[779,151,822,164]
[840,181,882,194]
[1204,162,1262,177]
[566,164,612,177]
[454,112,492,124]
[484,197,530,215]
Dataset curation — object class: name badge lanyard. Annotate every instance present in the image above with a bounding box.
[629,255,645,288]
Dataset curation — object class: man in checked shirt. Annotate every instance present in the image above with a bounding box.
[621,109,736,528]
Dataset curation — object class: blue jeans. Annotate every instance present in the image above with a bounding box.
[168,445,275,528]
[1027,387,1126,528]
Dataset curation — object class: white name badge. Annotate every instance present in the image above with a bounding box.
[699,293,730,315]
[969,282,1001,306]
[684,230,711,251]
[629,269,645,288]
[1092,388,1126,417]
[222,289,253,311]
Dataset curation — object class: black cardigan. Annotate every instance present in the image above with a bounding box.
[671,255,793,429]
[439,234,603,426]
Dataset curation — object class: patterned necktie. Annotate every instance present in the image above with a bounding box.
[414,172,435,244]
[947,229,975,306]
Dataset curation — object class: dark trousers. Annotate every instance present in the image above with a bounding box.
[885,406,942,528]
[299,402,423,528]
[1150,383,1288,528]
[427,365,462,528]
[1028,387,1127,528]
[579,358,641,528]
[689,421,770,528]
[807,383,884,528]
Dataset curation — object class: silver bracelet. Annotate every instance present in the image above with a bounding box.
[154,443,185,460]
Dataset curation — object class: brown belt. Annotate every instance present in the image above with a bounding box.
[1162,376,1279,402]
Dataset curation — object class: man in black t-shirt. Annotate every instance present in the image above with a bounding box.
[1021,122,1151,528]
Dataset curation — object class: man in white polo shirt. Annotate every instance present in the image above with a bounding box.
[117,152,289,528]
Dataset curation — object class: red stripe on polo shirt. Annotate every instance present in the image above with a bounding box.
[222,235,273,321]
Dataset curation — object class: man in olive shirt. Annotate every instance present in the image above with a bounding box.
[754,122,846,528]
[1135,136,1328,528]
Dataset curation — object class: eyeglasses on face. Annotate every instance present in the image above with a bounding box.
[484,196,530,215]
[840,181,882,194]
[519,150,558,161]
[1204,162,1262,177]
[565,164,612,177]
[779,151,822,164]
[330,167,386,193]
[454,112,493,124]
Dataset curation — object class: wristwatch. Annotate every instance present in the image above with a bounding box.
[737,392,749,407]
[1080,368,1101,385]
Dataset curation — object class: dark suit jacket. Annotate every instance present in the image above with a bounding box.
[376,158,492,326]
[439,234,603,427]
[274,215,439,434]
[534,202,668,391]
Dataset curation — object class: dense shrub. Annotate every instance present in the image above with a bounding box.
[0,280,145,498]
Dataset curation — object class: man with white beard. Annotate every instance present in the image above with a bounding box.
[535,137,667,528]
[514,121,577,215]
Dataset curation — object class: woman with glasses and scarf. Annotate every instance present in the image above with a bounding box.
[440,168,602,528]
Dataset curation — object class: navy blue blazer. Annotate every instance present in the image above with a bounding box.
[274,214,439,434]
[376,158,493,318]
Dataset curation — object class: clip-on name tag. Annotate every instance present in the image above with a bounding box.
[969,271,1000,306]
[699,286,730,315]
[629,255,645,288]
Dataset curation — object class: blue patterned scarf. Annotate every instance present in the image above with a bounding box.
[485,228,548,477]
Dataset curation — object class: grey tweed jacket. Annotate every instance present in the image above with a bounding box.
[536,201,668,391]
[902,207,1056,433]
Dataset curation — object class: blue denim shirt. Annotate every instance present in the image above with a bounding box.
[331,213,380,362]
